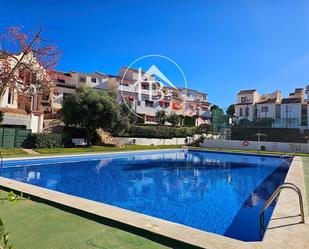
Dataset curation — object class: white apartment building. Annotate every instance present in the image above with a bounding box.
[235,87,309,129]
[49,71,110,117]
[0,51,45,132]
[48,67,211,126]
[115,67,211,125]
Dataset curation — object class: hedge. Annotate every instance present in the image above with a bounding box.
[231,128,307,143]
[123,125,198,139]
[29,133,65,149]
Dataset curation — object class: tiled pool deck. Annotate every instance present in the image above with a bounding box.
[0,150,308,249]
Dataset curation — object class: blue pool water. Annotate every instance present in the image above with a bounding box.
[1,150,291,241]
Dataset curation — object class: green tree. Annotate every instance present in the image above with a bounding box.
[197,123,211,134]
[167,112,180,126]
[210,105,222,112]
[226,104,235,117]
[156,110,166,125]
[238,118,253,128]
[61,86,121,146]
[212,108,228,133]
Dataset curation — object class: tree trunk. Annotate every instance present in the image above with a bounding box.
[85,129,92,147]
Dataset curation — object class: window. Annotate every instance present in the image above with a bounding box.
[91,78,97,83]
[261,106,269,112]
[8,88,13,104]
[141,83,149,90]
[80,77,86,83]
[245,107,249,117]
[239,108,243,117]
[275,105,281,119]
[146,115,156,122]
[160,101,170,108]
[186,93,190,97]
[145,100,154,107]
[241,97,249,103]
[203,95,207,100]
[301,105,307,126]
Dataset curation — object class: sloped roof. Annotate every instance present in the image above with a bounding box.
[235,102,253,106]
[281,98,302,104]
[238,89,256,94]
[121,66,145,74]
[256,98,277,104]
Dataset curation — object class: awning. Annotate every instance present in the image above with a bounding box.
[200,110,212,119]
[172,103,182,110]
[1,116,30,127]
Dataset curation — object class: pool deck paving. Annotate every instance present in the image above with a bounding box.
[0,150,308,249]
[251,156,309,249]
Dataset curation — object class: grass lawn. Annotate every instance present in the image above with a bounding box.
[194,146,309,157]
[34,144,182,155]
[0,148,28,156]
[0,191,168,249]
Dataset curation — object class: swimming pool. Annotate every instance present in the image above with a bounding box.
[1,150,291,241]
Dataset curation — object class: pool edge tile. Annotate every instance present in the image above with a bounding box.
[0,176,253,249]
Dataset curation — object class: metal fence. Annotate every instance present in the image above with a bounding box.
[0,128,31,148]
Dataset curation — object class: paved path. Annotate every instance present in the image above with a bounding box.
[21,149,40,155]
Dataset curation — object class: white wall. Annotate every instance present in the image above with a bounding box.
[30,114,43,133]
[114,137,195,146]
[237,93,254,104]
[279,103,301,128]
[0,87,18,109]
[235,104,255,122]
[255,103,276,119]
[200,139,309,153]
[52,87,76,111]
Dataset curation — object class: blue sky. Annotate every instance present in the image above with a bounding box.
[1,0,309,108]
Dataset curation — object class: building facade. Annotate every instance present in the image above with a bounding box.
[47,67,211,126]
[0,51,45,132]
[235,87,309,129]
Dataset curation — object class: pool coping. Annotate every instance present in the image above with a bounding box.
[2,147,288,162]
[0,150,308,249]
[2,149,187,164]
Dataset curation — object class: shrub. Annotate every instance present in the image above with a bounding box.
[30,133,64,148]
[124,125,198,138]
[166,112,180,126]
[184,116,196,126]
[196,123,211,134]
[156,110,167,125]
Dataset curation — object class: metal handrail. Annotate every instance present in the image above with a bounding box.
[260,182,305,237]
[0,151,2,170]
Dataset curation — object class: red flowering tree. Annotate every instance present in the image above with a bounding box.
[0,26,60,103]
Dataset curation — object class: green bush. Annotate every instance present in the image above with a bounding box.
[30,133,65,148]
[124,125,197,138]
[196,123,211,134]
[184,116,196,126]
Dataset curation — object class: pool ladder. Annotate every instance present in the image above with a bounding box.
[260,182,305,237]
[0,151,2,170]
